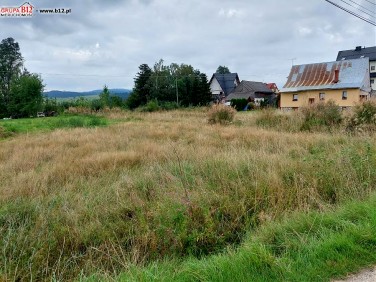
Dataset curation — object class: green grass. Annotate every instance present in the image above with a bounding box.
[99,195,376,282]
[0,114,108,138]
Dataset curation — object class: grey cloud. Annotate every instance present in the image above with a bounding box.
[2,0,375,91]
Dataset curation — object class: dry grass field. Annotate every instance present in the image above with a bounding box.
[0,108,375,280]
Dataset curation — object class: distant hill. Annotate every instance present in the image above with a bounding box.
[44,89,132,100]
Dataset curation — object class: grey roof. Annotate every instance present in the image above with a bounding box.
[226,80,274,100]
[210,73,240,96]
[281,58,371,93]
[337,46,376,61]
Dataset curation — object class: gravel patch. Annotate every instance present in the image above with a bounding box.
[333,267,376,282]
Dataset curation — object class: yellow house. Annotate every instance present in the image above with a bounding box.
[280,58,371,109]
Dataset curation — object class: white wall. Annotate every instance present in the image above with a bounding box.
[370,61,376,90]
[210,78,223,96]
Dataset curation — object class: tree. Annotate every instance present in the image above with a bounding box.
[8,73,44,117]
[197,73,212,105]
[127,64,152,109]
[128,60,212,109]
[216,66,231,74]
[99,85,110,108]
[150,60,174,102]
[0,37,23,116]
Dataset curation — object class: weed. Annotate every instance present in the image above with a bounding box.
[300,100,343,131]
[346,101,376,133]
[208,104,236,124]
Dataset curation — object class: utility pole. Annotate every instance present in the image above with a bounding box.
[290,58,297,67]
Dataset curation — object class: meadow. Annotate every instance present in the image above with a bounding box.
[0,108,375,281]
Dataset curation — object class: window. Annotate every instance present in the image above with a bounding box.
[342,91,347,100]
[360,95,367,102]
[319,93,325,101]
[371,79,375,84]
[293,94,298,101]
[371,66,375,71]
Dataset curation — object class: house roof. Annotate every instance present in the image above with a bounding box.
[337,46,376,61]
[210,73,239,95]
[226,80,274,100]
[281,58,371,93]
[266,83,277,89]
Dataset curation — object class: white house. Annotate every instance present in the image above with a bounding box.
[209,73,240,101]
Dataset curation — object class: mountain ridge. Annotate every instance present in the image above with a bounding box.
[44,88,131,99]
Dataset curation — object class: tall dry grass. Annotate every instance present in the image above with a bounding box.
[0,108,376,280]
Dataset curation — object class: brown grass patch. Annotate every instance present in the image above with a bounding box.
[1,108,376,280]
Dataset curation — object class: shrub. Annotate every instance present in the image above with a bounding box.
[137,100,161,112]
[300,100,342,131]
[230,99,248,111]
[346,101,376,133]
[260,98,270,109]
[207,104,236,124]
[160,101,180,110]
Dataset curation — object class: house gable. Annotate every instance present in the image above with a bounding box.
[210,77,224,97]
[209,73,240,98]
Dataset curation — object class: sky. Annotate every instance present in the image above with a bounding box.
[1,0,375,91]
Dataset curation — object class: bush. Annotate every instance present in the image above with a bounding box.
[300,100,342,131]
[207,104,236,125]
[160,101,180,110]
[260,98,270,109]
[346,101,376,133]
[137,100,161,112]
[230,99,248,111]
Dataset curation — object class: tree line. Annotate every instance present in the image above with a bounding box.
[127,59,212,109]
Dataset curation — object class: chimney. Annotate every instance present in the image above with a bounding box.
[333,69,339,83]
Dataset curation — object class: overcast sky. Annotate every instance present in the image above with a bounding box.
[1,0,375,91]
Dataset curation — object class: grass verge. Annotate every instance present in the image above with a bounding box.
[104,194,376,282]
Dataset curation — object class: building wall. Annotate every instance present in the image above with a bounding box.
[370,60,376,90]
[210,78,223,97]
[280,89,365,108]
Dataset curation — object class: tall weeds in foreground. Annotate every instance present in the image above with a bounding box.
[207,104,236,124]
[300,100,343,131]
[346,101,376,133]
[256,108,303,132]
[0,109,376,280]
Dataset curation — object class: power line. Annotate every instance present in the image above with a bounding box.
[344,0,376,15]
[324,0,376,26]
[363,0,376,6]
[339,0,376,19]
